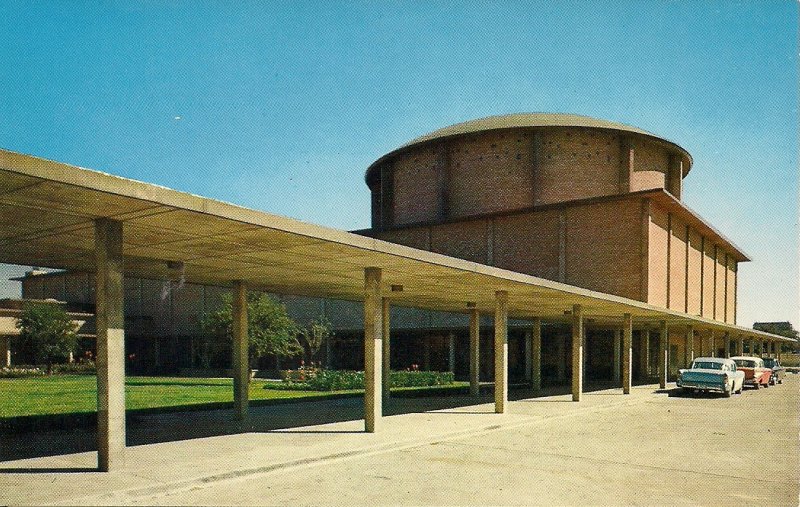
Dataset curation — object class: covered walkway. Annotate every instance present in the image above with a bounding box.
[0,148,794,471]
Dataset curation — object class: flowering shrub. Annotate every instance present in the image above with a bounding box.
[53,360,96,375]
[0,366,45,378]
[277,366,454,391]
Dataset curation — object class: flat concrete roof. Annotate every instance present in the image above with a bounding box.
[0,148,791,342]
[366,113,693,183]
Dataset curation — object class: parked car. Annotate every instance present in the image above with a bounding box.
[762,358,785,385]
[676,357,744,397]
[731,356,771,389]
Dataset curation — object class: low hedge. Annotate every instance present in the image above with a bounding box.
[277,369,455,391]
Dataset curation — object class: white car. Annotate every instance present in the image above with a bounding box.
[677,357,745,397]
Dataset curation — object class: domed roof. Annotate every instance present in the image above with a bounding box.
[366,113,692,183]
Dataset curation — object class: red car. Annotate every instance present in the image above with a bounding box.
[732,356,771,389]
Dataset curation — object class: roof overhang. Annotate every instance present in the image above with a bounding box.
[0,148,792,343]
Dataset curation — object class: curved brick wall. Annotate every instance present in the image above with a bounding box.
[369,126,684,229]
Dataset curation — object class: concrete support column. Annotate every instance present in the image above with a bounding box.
[382,298,391,404]
[232,281,249,421]
[524,331,533,384]
[639,329,650,380]
[531,318,542,391]
[612,329,621,382]
[724,332,731,358]
[469,309,480,396]
[738,336,744,357]
[622,314,632,394]
[94,218,126,472]
[571,304,584,402]
[749,337,755,356]
[494,291,509,414]
[363,267,383,432]
[710,330,716,358]
[1,336,10,367]
[658,321,668,389]
[777,341,782,361]
[448,333,456,374]
[684,326,694,367]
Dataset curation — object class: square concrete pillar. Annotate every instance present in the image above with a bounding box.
[469,309,480,396]
[710,330,716,358]
[382,298,391,403]
[94,218,126,472]
[684,326,694,367]
[1,336,10,367]
[571,304,583,402]
[232,281,249,421]
[531,318,542,391]
[612,329,621,382]
[738,336,744,356]
[524,331,532,384]
[748,337,755,355]
[724,332,731,358]
[448,333,456,374]
[364,267,383,432]
[639,329,650,380]
[622,314,632,394]
[658,321,668,389]
[494,291,509,414]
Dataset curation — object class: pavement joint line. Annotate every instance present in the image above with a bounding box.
[441,441,794,486]
[58,394,651,505]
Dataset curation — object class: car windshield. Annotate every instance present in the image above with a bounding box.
[734,359,757,368]
[763,359,777,368]
[692,361,723,370]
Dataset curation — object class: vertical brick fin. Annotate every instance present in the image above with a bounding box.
[379,162,394,230]
[531,131,542,205]
[667,154,683,200]
[639,198,650,301]
[666,212,672,308]
[486,218,495,266]
[619,136,634,193]
[712,244,718,320]
[435,142,450,221]
[684,225,690,313]
[558,209,566,283]
[699,236,705,316]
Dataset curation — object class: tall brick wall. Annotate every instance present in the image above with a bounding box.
[686,229,703,315]
[564,200,642,300]
[370,126,682,230]
[448,131,535,216]
[644,204,738,324]
[493,210,561,280]
[534,128,621,206]
[648,206,669,307]
[392,147,440,226]
[630,140,669,192]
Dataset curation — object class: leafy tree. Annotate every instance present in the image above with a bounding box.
[753,321,799,352]
[300,316,332,362]
[200,292,303,366]
[16,303,78,375]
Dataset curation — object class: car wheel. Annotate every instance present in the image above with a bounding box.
[764,380,769,388]
[754,382,760,390]
[724,386,732,398]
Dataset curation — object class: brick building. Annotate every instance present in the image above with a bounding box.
[9,114,754,384]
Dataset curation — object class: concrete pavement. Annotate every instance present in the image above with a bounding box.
[1,378,798,506]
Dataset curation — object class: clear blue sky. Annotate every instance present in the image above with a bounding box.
[0,1,797,328]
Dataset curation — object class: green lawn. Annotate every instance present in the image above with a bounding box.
[0,375,468,418]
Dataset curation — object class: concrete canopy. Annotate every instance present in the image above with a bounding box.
[0,148,793,344]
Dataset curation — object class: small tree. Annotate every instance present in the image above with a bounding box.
[16,303,78,375]
[300,316,332,363]
[201,292,303,366]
